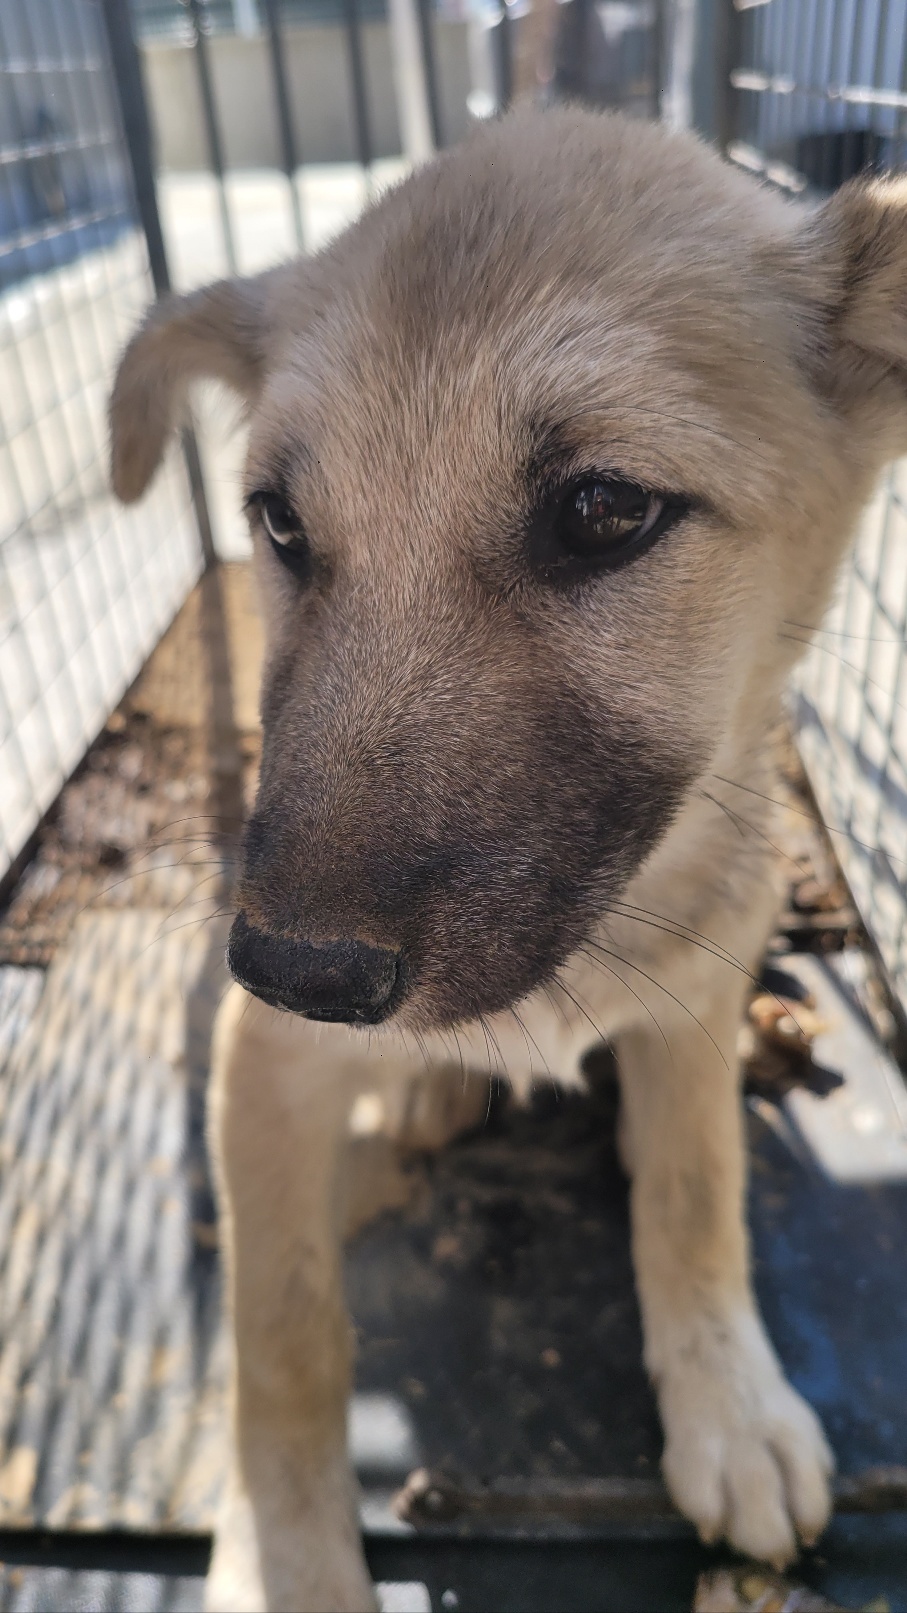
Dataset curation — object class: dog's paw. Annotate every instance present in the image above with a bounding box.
[657,1320,834,1567]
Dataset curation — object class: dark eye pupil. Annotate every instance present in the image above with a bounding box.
[262,495,300,545]
[565,479,652,551]
[255,493,311,578]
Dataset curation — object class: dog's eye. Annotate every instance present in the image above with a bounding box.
[255,494,310,577]
[557,478,667,560]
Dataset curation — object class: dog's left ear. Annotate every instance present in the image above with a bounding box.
[109,269,284,505]
[789,175,907,402]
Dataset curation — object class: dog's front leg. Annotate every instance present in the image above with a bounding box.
[205,984,377,1613]
[616,972,833,1567]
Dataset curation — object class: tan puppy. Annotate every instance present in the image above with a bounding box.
[110,106,907,1612]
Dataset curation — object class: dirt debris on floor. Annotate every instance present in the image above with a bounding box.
[0,565,262,968]
[693,1568,849,1612]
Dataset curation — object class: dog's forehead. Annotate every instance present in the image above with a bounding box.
[249,109,808,531]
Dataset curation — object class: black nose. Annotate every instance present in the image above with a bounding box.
[227,913,400,1023]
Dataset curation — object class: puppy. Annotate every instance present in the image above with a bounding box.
[110,106,907,1612]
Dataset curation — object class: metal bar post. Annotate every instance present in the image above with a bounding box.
[493,0,514,112]
[341,0,375,174]
[99,0,217,571]
[185,0,238,273]
[99,0,171,295]
[416,0,444,149]
[713,0,742,150]
[650,0,665,121]
[260,0,306,252]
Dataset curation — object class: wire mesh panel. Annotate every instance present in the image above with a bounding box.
[729,0,907,191]
[726,0,907,1015]
[0,0,204,886]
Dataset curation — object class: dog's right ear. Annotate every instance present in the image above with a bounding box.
[784,176,907,410]
[110,274,274,504]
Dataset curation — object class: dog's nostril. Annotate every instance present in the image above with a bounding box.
[227,913,400,1023]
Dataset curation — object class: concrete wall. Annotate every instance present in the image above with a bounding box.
[142,21,472,169]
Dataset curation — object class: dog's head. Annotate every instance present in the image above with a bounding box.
[111,107,907,1031]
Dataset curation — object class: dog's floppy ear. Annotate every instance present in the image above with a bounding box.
[110,274,274,503]
[795,175,907,401]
